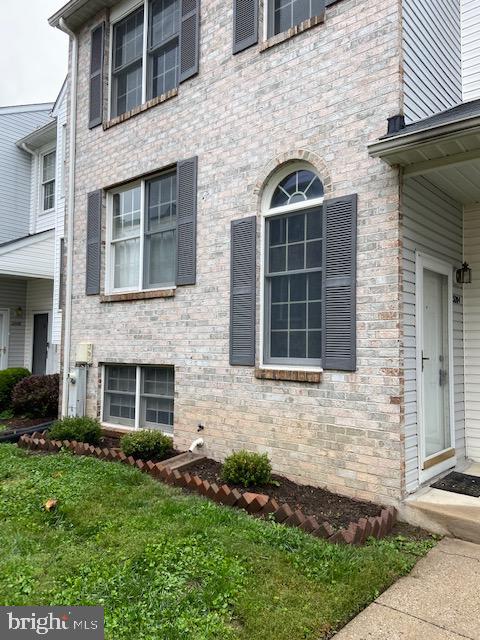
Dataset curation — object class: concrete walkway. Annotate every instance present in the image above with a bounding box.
[333,538,480,639]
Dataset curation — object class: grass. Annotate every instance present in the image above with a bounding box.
[0,445,436,640]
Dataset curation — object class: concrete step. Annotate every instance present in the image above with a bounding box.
[163,452,206,471]
[401,487,480,544]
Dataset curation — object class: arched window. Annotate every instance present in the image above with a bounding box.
[262,165,324,366]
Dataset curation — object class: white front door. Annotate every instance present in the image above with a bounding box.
[0,309,9,370]
[417,255,456,482]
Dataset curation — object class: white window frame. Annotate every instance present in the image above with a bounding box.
[105,172,177,295]
[259,162,325,373]
[38,146,56,214]
[108,0,180,120]
[101,364,174,435]
[263,0,324,39]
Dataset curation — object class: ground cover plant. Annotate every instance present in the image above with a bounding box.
[0,445,436,640]
[120,429,173,461]
[49,416,102,445]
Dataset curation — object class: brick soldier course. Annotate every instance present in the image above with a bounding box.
[64,0,404,505]
[18,432,398,545]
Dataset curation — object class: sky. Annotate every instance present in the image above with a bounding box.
[0,0,69,107]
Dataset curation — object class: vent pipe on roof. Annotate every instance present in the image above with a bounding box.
[387,114,406,136]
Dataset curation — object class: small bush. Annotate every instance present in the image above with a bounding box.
[121,430,173,461]
[221,450,272,488]
[0,368,30,411]
[49,416,102,445]
[11,374,59,418]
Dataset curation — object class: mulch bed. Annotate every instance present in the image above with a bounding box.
[185,458,383,530]
[0,417,55,431]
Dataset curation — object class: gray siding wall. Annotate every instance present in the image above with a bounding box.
[402,177,465,492]
[403,0,462,123]
[0,108,52,245]
[0,277,27,368]
[462,0,480,101]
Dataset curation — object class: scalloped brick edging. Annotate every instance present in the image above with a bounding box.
[18,432,397,546]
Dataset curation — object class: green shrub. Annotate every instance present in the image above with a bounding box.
[11,374,59,418]
[0,368,30,411]
[49,417,102,445]
[221,450,272,487]
[121,430,173,461]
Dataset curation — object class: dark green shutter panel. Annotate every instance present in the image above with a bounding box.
[89,22,105,129]
[322,194,357,371]
[233,0,258,54]
[230,216,256,366]
[176,157,198,285]
[86,190,102,295]
[179,0,200,83]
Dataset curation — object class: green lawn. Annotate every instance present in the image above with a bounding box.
[0,445,435,640]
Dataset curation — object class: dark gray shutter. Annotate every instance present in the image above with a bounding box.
[89,22,105,128]
[176,157,198,285]
[86,190,102,295]
[230,216,256,366]
[233,0,258,54]
[322,194,357,371]
[179,0,200,83]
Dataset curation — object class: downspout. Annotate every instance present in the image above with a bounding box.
[57,18,78,416]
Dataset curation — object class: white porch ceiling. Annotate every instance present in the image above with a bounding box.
[0,231,54,279]
[369,117,480,204]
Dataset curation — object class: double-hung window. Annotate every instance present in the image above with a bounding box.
[103,364,174,433]
[41,150,56,212]
[268,0,324,37]
[111,0,180,118]
[108,170,176,292]
[263,168,324,366]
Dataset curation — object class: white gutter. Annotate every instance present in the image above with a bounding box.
[57,18,78,417]
[368,116,480,159]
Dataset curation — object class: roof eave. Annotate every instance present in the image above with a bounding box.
[368,116,480,163]
[16,120,57,150]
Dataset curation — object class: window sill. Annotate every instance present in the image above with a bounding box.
[259,13,325,53]
[100,288,175,303]
[103,88,178,130]
[254,367,322,383]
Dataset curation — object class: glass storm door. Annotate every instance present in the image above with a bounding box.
[418,258,455,479]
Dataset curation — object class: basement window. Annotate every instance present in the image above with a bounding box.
[103,364,174,433]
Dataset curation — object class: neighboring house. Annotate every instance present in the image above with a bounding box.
[0,82,67,377]
[48,0,480,511]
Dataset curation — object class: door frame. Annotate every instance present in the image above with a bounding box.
[30,310,51,375]
[415,252,456,483]
[0,308,10,370]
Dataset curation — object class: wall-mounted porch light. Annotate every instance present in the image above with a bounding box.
[456,262,472,285]
[14,306,23,318]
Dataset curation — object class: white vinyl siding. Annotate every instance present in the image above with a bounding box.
[0,231,55,279]
[403,0,462,123]
[402,177,465,492]
[0,278,27,369]
[24,279,57,374]
[462,0,480,101]
[464,204,480,460]
[0,107,52,244]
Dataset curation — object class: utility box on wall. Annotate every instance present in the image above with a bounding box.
[76,342,93,365]
[67,366,87,417]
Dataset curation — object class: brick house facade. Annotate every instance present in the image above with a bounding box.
[51,0,408,505]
